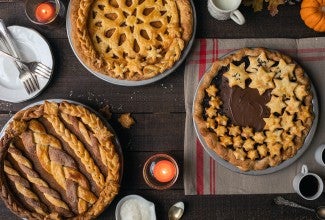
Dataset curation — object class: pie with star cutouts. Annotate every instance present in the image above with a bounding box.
[70,0,194,81]
[193,48,314,171]
[0,101,121,219]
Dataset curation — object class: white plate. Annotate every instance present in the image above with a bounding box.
[0,26,53,102]
[66,1,197,86]
[115,195,156,220]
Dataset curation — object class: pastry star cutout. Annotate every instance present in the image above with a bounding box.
[249,67,275,95]
[266,95,287,114]
[294,85,309,101]
[271,77,297,98]
[223,63,249,89]
[297,105,312,123]
[205,85,218,97]
[290,120,305,137]
[265,130,283,143]
[281,111,295,131]
[246,51,275,72]
[285,97,301,114]
[263,114,281,131]
[271,59,296,79]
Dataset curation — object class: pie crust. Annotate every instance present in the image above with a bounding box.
[0,101,120,219]
[70,0,193,81]
[193,48,314,171]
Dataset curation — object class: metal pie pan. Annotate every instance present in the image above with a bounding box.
[66,0,197,86]
[192,50,319,176]
[0,99,124,182]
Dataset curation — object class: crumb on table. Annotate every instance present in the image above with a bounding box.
[118,113,135,128]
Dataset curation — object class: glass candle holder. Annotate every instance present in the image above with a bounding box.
[25,0,66,28]
[143,153,179,190]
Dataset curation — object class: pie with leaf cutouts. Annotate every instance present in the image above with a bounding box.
[193,48,314,171]
[70,0,193,80]
[0,101,121,219]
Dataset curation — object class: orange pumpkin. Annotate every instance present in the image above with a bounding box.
[300,0,325,32]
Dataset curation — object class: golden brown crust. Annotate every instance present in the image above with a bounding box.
[70,0,193,81]
[193,48,314,171]
[0,101,120,219]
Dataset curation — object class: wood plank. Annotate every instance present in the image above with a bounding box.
[0,111,186,152]
[0,40,185,113]
[0,189,322,220]
[121,151,183,190]
[1,2,323,40]
[194,2,324,38]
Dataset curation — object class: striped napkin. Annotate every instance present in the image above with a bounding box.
[184,38,325,195]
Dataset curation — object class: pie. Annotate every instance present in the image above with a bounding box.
[70,0,193,80]
[0,101,121,219]
[193,48,314,171]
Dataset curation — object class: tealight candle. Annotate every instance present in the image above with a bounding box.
[35,2,56,23]
[153,160,176,183]
[143,153,179,190]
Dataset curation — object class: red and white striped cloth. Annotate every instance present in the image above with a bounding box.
[184,38,325,195]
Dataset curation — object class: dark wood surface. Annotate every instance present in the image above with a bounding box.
[0,0,324,219]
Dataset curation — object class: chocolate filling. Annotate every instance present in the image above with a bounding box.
[204,60,271,131]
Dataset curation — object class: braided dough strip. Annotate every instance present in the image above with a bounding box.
[29,120,97,214]
[4,160,48,216]
[43,115,105,190]
[59,102,120,181]
[7,144,70,212]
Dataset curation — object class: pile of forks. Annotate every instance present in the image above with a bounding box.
[0,19,52,94]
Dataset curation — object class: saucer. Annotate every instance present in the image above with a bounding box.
[0,25,53,102]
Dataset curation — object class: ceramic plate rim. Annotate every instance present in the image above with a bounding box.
[0,25,53,103]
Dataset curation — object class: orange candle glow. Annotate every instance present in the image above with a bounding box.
[153,160,176,183]
[35,2,56,23]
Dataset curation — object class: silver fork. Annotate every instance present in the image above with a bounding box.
[0,19,39,94]
[0,50,51,79]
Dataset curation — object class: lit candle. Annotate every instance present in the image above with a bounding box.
[153,160,176,183]
[35,2,56,23]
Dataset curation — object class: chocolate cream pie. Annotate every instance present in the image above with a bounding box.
[0,101,121,219]
[193,48,314,171]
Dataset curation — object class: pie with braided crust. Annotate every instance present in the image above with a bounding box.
[193,48,314,172]
[0,101,121,219]
[70,0,193,81]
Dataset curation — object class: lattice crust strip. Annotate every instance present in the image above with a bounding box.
[71,0,192,80]
[0,101,120,219]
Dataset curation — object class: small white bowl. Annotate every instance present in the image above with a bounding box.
[115,195,156,220]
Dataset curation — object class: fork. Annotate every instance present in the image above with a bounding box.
[0,19,39,94]
[0,50,51,79]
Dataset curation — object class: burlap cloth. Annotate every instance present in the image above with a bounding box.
[184,38,325,195]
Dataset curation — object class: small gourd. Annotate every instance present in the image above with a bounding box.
[300,0,325,32]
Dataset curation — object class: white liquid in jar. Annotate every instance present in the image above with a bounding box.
[212,0,238,10]
[120,199,153,220]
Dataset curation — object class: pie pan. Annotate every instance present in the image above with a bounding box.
[192,49,319,175]
[0,99,123,218]
[66,0,197,86]
[0,99,124,179]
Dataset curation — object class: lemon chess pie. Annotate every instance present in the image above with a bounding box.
[0,101,121,219]
[194,48,314,171]
[70,0,193,80]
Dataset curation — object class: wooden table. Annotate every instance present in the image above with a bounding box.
[0,1,324,219]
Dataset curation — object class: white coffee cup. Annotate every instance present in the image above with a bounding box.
[207,0,245,25]
[315,144,325,167]
[293,165,323,200]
